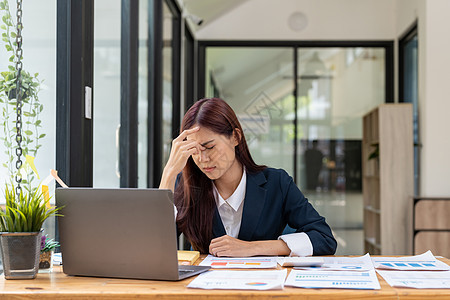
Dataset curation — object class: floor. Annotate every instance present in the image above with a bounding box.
[306,190,364,255]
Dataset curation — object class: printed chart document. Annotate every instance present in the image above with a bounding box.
[187,269,287,290]
[377,270,450,289]
[199,255,277,269]
[294,254,374,271]
[372,251,450,271]
[285,269,381,290]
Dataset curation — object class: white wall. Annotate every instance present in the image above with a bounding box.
[416,0,450,196]
[196,0,396,40]
[395,0,450,196]
[395,0,418,36]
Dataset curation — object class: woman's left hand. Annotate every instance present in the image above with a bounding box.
[209,235,255,257]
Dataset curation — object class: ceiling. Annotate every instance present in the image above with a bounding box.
[182,0,249,29]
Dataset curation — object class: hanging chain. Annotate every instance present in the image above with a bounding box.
[14,0,24,195]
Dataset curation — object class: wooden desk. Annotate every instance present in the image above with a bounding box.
[1,257,449,299]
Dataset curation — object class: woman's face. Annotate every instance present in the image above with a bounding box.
[187,126,239,180]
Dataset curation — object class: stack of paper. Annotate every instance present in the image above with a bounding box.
[294,253,374,271]
[377,270,450,289]
[284,254,380,290]
[177,250,200,265]
[188,251,450,290]
[372,251,450,271]
[373,251,450,289]
[285,269,381,289]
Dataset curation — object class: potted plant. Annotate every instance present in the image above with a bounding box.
[0,184,62,279]
[39,234,59,272]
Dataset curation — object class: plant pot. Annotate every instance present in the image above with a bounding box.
[0,231,42,279]
[38,250,53,273]
[7,87,30,100]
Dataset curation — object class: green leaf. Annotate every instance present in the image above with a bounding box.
[10,32,15,38]
[24,130,33,136]
[38,133,46,139]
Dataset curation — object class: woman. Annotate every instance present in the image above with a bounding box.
[160,98,336,257]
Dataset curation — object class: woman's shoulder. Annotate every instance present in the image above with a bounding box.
[249,168,299,197]
[252,167,293,182]
[262,167,291,176]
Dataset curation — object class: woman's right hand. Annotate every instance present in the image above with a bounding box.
[159,126,204,190]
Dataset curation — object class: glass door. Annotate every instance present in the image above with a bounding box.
[399,26,419,195]
[205,47,295,174]
[297,48,385,255]
[93,0,121,187]
[162,1,174,168]
[204,44,388,255]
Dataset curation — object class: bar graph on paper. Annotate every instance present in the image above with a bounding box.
[285,270,381,289]
[199,255,278,269]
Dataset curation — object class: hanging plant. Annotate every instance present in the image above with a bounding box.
[0,0,45,191]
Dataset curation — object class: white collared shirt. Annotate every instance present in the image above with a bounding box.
[213,170,314,257]
[213,171,247,238]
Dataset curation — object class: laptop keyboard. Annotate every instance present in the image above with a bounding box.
[178,269,196,276]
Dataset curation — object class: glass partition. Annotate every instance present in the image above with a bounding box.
[400,30,419,195]
[205,46,386,255]
[162,1,173,168]
[206,47,295,174]
[93,0,121,187]
[138,0,148,188]
[0,0,56,194]
[0,1,57,241]
[297,48,385,255]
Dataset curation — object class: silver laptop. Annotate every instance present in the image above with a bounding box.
[56,188,210,281]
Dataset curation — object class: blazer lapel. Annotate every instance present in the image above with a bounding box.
[212,206,227,238]
[238,171,267,241]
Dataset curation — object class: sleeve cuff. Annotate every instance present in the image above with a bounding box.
[279,232,313,257]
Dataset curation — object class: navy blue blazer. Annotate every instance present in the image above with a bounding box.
[212,168,337,256]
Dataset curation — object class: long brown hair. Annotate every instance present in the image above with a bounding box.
[174,98,265,253]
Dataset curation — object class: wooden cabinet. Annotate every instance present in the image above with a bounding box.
[362,104,413,255]
[414,197,450,257]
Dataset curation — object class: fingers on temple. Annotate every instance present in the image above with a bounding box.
[176,126,200,141]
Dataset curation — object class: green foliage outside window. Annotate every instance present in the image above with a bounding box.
[0,0,45,191]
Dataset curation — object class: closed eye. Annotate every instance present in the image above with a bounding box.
[205,145,215,150]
